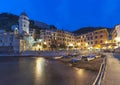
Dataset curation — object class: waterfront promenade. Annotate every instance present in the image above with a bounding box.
[102,53,120,85]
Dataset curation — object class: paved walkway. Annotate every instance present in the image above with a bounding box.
[102,53,120,85]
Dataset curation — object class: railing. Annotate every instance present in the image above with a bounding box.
[92,56,106,85]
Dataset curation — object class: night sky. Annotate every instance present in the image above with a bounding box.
[0,0,120,31]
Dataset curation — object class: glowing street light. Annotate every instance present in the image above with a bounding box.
[105,41,108,44]
[77,43,80,45]
[44,42,47,45]
[85,43,88,47]
[69,43,73,46]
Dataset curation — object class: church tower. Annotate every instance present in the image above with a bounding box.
[19,12,30,35]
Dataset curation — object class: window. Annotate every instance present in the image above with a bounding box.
[91,37,93,40]
[95,32,98,34]
[95,41,98,44]
[91,42,93,44]
[95,36,97,39]
[87,37,89,40]
[100,40,103,43]
[10,38,13,41]
[10,43,12,46]
[84,39,86,42]
[100,35,103,38]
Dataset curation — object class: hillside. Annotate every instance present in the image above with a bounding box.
[0,13,18,31]
[0,13,49,31]
[0,13,114,34]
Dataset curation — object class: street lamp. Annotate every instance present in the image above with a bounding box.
[68,43,74,50]
[44,42,47,45]
[85,43,88,47]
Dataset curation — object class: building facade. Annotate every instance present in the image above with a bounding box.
[19,12,30,35]
[39,28,109,50]
[76,29,109,50]
[0,12,35,53]
[0,12,111,52]
[112,24,120,48]
[39,29,76,50]
[0,30,15,53]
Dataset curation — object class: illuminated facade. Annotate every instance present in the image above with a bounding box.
[57,30,76,49]
[76,29,109,50]
[39,29,57,49]
[39,28,109,50]
[39,29,76,50]
[19,12,30,34]
[112,24,120,48]
[0,12,111,52]
[0,13,34,53]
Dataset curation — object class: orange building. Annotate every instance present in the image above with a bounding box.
[76,29,109,50]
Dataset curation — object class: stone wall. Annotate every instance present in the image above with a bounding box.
[0,46,14,53]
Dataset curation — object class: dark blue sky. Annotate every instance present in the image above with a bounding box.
[0,0,120,31]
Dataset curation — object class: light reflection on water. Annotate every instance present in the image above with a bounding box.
[0,57,97,85]
[34,58,45,85]
[74,67,85,77]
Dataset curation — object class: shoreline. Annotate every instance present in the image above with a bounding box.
[0,53,103,72]
[57,56,104,71]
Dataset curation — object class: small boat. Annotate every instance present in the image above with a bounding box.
[84,54,95,61]
[53,56,63,59]
[71,56,82,63]
[95,55,101,58]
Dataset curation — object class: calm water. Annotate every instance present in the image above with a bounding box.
[0,57,97,85]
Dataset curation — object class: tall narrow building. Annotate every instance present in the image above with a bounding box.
[18,12,30,35]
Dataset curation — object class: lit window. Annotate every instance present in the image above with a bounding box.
[100,40,103,43]
[100,35,103,38]
[95,41,98,44]
[95,36,97,39]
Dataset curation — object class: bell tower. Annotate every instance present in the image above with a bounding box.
[18,12,30,35]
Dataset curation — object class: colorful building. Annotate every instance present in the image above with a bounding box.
[39,29,76,50]
[112,24,120,48]
[76,29,109,50]
[0,12,111,52]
